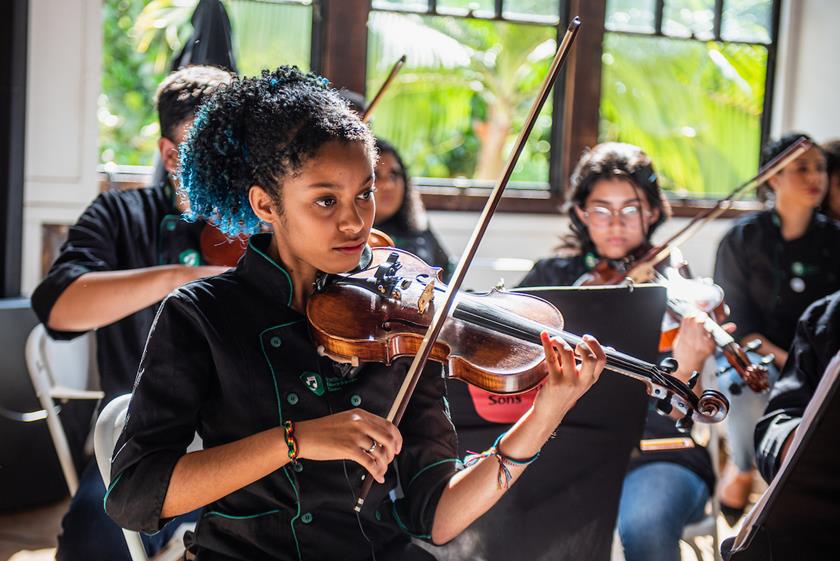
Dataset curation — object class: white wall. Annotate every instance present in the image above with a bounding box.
[772,0,840,142]
[429,211,734,291]
[22,0,101,294]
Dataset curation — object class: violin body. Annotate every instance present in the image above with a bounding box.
[308,248,554,394]
[308,247,729,427]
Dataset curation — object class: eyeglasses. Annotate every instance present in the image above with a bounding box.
[582,205,648,228]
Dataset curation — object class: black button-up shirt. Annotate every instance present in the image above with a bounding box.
[714,210,840,351]
[30,183,206,404]
[755,290,840,482]
[518,254,715,493]
[105,233,459,561]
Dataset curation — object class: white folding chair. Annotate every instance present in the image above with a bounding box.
[95,394,197,561]
[25,323,103,495]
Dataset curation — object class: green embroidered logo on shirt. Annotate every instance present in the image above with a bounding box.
[179,249,201,267]
[300,371,325,396]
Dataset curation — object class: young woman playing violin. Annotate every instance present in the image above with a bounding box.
[104,67,606,561]
[372,138,452,278]
[712,132,840,523]
[518,142,722,561]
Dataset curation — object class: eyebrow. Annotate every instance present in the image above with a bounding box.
[588,197,641,206]
[306,174,374,190]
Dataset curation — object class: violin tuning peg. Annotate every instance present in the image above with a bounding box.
[728,382,743,396]
[658,357,679,374]
[761,354,775,365]
[655,398,673,416]
[687,371,700,389]
[716,365,731,376]
[675,415,693,434]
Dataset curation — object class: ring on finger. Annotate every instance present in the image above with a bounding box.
[365,439,378,454]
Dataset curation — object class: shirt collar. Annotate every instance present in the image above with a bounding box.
[237,233,295,309]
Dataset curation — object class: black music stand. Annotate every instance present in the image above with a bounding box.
[727,353,840,560]
[435,284,667,561]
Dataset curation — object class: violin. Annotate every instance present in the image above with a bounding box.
[580,248,770,393]
[308,247,729,431]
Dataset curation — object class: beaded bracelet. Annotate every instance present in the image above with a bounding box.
[463,432,541,490]
[283,420,299,465]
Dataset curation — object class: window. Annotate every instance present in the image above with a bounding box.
[600,0,779,198]
[99,0,313,167]
[367,1,566,191]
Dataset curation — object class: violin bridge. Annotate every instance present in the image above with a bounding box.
[418,279,435,315]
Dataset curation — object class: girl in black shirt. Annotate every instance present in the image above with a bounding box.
[372,138,452,279]
[713,132,840,521]
[519,142,720,561]
[104,67,606,561]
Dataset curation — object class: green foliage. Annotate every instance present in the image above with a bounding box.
[367,12,554,184]
[599,33,767,196]
[100,0,312,167]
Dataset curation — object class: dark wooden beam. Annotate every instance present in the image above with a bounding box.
[558,0,606,195]
[317,0,371,95]
[0,0,27,297]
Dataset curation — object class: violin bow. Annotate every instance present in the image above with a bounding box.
[625,136,813,282]
[353,17,582,512]
[361,55,407,124]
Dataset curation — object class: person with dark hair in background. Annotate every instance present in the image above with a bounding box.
[713,132,840,524]
[373,138,452,278]
[30,65,233,561]
[104,66,606,561]
[518,142,719,561]
[820,139,840,220]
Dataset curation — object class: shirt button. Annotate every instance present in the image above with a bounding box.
[350,394,362,407]
[301,512,313,524]
[165,220,176,231]
[286,393,299,405]
[293,462,304,473]
[270,336,282,348]
[375,510,382,521]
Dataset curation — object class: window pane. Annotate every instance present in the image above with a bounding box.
[372,0,429,11]
[722,0,772,43]
[600,33,768,197]
[226,1,311,76]
[663,0,715,40]
[100,0,312,166]
[367,12,555,186]
[437,0,495,17]
[503,0,561,23]
[606,0,656,33]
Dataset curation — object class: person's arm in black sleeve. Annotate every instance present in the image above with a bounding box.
[392,364,461,540]
[104,289,217,532]
[755,298,829,483]
[31,192,227,336]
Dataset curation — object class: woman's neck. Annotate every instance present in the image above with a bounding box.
[775,202,813,241]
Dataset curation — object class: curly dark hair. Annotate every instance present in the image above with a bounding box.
[155,65,233,141]
[562,142,671,255]
[179,66,375,236]
[374,138,428,233]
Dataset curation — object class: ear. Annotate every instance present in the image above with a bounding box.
[158,137,180,175]
[573,204,587,225]
[249,185,279,224]
[766,174,780,192]
[648,207,661,226]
